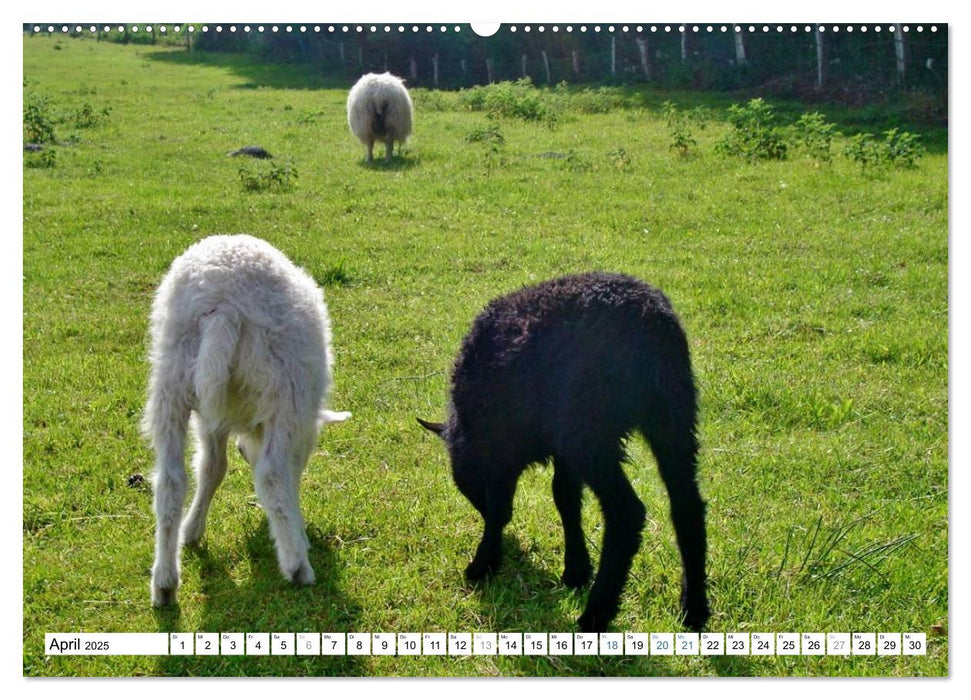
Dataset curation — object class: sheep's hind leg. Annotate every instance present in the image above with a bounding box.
[552,461,592,588]
[465,476,516,581]
[650,433,710,631]
[576,449,646,633]
[180,421,229,546]
[253,427,315,586]
[151,433,189,607]
[385,135,394,163]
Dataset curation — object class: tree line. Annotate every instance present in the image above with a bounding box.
[30,24,948,94]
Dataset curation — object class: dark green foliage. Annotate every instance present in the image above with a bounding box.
[238,160,298,192]
[68,102,112,129]
[716,98,789,161]
[23,89,57,143]
[25,148,57,169]
[458,78,563,127]
[465,120,505,145]
[844,128,925,171]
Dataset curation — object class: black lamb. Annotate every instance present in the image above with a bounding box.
[419,272,710,633]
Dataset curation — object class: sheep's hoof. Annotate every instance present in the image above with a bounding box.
[681,598,711,632]
[464,557,498,582]
[288,561,316,586]
[561,562,593,589]
[180,522,205,547]
[151,583,178,607]
[576,609,610,634]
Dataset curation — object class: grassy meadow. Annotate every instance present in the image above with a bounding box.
[22,35,948,677]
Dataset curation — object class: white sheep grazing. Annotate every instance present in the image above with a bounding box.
[347,72,413,163]
[142,234,350,606]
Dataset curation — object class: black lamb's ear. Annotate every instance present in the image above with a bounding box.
[416,417,446,436]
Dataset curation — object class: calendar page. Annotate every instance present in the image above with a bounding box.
[21,3,949,681]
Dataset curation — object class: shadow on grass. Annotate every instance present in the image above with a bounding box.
[355,154,420,171]
[153,522,364,677]
[461,536,755,677]
[143,48,358,91]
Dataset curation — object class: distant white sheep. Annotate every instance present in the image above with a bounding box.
[347,72,413,162]
[143,234,350,606]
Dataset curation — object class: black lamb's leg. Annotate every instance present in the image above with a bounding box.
[577,447,646,633]
[552,460,592,588]
[465,475,517,581]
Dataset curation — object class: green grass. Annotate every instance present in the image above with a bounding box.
[23,35,948,677]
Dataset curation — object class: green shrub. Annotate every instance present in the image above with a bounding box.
[238,160,298,192]
[68,102,111,129]
[794,112,838,163]
[882,128,925,168]
[844,128,925,171]
[716,98,789,161]
[458,78,562,127]
[23,90,57,143]
[25,148,57,169]
[662,100,698,158]
[466,120,505,145]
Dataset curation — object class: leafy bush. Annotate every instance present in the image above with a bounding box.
[662,100,705,158]
[24,90,57,143]
[794,112,838,163]
[881,128,925,168]
[458,79,562,127]
[844,129,924,171]
[716,98,788,161]
[238,160,298,192]
[68,102,112,129]
[25,148,57,169]
[466,120,505,145]
[844,133,883,171]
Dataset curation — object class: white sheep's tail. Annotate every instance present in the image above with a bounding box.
[194,306,241,424]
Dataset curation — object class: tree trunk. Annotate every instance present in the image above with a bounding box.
[636,36,650,79]
[610,36,616,76]
[815,26,826,88]
[521,53,527,79]
[894,24,907,80]
[572,49,580,76]
[542,50,551,83]
[433,53,439,87]
[733,29,746,65]
[409,55,418,80]
[486,58,493,83]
